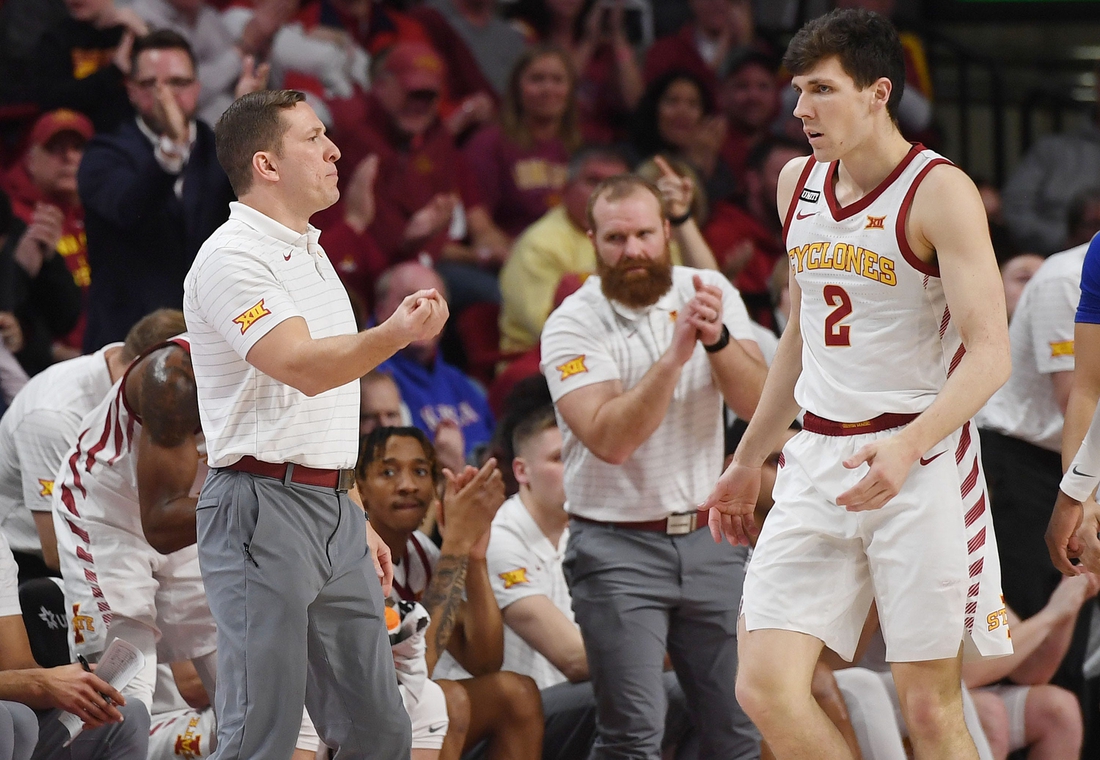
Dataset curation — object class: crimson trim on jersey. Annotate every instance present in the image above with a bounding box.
[824,143,923,221]
[802,411,918,436]
[896,157,953,277]
[118,336,192,426]
[782,155,818,247]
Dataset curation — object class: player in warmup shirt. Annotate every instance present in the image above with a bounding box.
[703,9,1013,760]
[0,310,184,580]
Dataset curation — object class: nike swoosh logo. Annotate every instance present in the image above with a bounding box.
[283,252,292,261]
[919,451,946,466]
[796,211,817,220]
[427,724,446,734]
[1072,465,1095,478]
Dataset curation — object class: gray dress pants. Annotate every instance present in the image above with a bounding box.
[563,520,760,760]
[196,469,411,760]
[31,701,149,760]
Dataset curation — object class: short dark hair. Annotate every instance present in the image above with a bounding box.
[214,89,306,195]
[511,405,558,459]
[566,144,630,184]
[130,29,196,75]
[585,175,666,233]
[355,426,442,489]
[122,309,187,364]
[783,8,906,122]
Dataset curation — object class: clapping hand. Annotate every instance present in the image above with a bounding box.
[384,288,449,346]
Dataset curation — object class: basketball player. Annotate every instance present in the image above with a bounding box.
[702,9,1013,759]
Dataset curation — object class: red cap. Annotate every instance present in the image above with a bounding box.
[29,109,93,147]
[382,42,445,93]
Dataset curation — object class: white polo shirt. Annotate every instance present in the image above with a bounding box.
[540,266,756,522]
[977,244,1086,452]
[485,494,572,690]
[0,346,117,555]
[184,202,360,469]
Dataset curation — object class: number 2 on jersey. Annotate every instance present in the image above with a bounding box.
[823,285,852,347]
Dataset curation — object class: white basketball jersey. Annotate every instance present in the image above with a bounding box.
[53,338,207,544]
[785,145,958,422]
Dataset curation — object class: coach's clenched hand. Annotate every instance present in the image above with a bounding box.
[384,288,449,346]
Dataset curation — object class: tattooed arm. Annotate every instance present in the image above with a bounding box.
[133,345,202,554]
[421,459,506,674]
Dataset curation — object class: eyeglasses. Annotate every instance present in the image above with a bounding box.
[132,77,197,90]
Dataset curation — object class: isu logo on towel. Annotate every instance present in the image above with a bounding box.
[71,604,94,644]
[498,568,529,589]
[38,479,53,497]
[232,300,271,334]
[556,356,588,380]
[174,716,202,759]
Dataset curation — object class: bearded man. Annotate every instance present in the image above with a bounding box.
[538,174,767,760]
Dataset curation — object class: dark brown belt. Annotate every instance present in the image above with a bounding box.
[802,411,919,437]
[227,455,355,492]
[572,511,709,536]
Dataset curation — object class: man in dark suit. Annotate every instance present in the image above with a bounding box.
[78,30,243,351]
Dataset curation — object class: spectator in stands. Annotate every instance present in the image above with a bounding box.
[630,69,736,204]
[507,0,644,143]
[326,42,509,311]
[78,30,237,351]
[499,148,718,356]
[361,370,407,436]
[375,263,495,461]
[0,161,82,378]
[643,0,760,103]
[31,0,148,132]
[702,135,811,327]
[127,0,280,126]
[485,404,695,760]
[0,309,184,583]
[718,50,782,184]
[1064,186,1100,248]
[355,427,544,759]
[998,251,1043,322]
[424,0,529,96]
[463,45,579,238]
[1001,88,1100,255]
[0,531,150,760]
[1,110,95,360]
[298,0,497,135]
[963,572,1098,760]
[978,238,1094,705]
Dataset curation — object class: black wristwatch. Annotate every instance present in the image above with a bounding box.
[703,324,730,353]
[668,209,692,227]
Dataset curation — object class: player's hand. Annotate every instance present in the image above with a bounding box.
[685,274,724,346]
[1072,496,1100,575]
[653,155,694,221]
[366,520,393,595]
[41,664,126,729]
[439,459,504,557]
[1046,489,1085,576]
[384,288,449,345]
[702,461,760,545]
[1046,571,1097,620]
[836,434,920,512]
[343,154,379,233]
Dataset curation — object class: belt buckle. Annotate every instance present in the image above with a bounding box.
[666,512,696,535]
[336,469,355,493]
